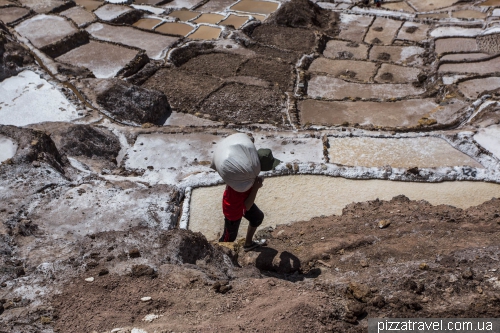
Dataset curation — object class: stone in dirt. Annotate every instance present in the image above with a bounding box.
[266,0,337,34]
[131,264,157,278]
[95,79,171,126]
[348,282,372,302]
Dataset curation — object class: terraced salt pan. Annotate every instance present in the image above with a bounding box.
[308,58,377,82]
[474,125,500,160]
[435,38,479,55]
[94,4,132,21]
[131,4,165,14]
[15,14,78,49]
[458,77,500,99]
[0,70,79,126]
[220,14,249,29]
[133,18,162,29]
[253,135,324,164]
[155,22,194,37]
[364,17,402,45]
[328,137,482,168]
[440,53,490,62]
[189,176,500,241]
[125,133,221,183]
[452,10,487,19]
[189,25,221,39]
[56,41,139,78]
[230,0,279,15]
[0,6,30,24]
[298,98,466,127]
[430,27,482,38]
[18,0,66,13]
[407,0,457,11]
[381,1,414,12]
[162,0,202,9]
[86,23,178,60]
[0,135,18,163]
[338,13,373,43]
[75,0,103,11]
[307,76,424,100]
[167,10,200,21]
[60,6,96,27]
[374,63,421,83]
[194,13,224,24]
[369,45,424,66]
[323,40,369,60]
[439,56,500,75]
[198,0,238,12]
[417,12,449,20]
[396,22,430,43]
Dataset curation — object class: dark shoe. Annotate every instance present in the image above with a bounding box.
[243,241,261,252]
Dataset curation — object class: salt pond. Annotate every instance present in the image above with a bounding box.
[189,175,500,241]
[474,125,500,160]
[0,70,80,126]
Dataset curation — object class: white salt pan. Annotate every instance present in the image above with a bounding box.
[0,70,79,126]
[0,135,17,163]
[474,125,500,160]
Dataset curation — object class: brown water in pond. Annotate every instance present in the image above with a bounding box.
[155,22,193,36]
[133,18,162,29]
[219,14,248,28]
[168,10,199,21]
[189,25,221,39]
[452,9,487,19]
[75,0,102,11]
[231,0,279,15]
[194,13,225,24]
[480,0,500,5]
[252,14,266,21]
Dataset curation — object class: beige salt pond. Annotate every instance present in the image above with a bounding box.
[168,10,200,21]
[0,6,30,24]
[15,14,78,49]
[323,40,369,60]
[60,6,96,27]
[381,2,414,12]
[451,9,487,19]
[219,14,248,29]
[327,137,482,168]
[133,18,162,29]
[230,0,279,15]
[364,17,402,45]
[480,0,500,6]
[194,13,224,24]
[308,58,377,82]
[74,0,103,11]
[189,25,221,39]
[156,22,194,36]
[189,176,500,241]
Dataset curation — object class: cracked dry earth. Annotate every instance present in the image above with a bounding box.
[1,0,500,332]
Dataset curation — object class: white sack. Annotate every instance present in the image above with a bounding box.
[211,133,261,192]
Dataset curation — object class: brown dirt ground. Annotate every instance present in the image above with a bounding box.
[43,196,500,333]
[250,25,318,53]
[198,82,286,124]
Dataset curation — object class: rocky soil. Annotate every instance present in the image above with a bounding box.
[2,194,500,332]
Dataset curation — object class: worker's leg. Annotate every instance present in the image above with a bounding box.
[219,217,242,242]
[243,204,264,247]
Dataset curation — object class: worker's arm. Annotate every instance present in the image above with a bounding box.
[244,176,263,211]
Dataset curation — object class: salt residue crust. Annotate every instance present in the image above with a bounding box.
[0,70,80,126]
[189,175,500,241]
[474,125,500,160]
[430,26,483,38]
[0,135,18,163]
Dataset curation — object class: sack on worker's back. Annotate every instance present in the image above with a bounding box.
[211,133,261,192]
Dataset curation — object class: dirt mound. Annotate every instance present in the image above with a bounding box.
[267,0,337,32]
[59,124,121,161]
[96,79,171,126]
[0,23,34,82]
[250,25,318,53]
[0,125,67,172]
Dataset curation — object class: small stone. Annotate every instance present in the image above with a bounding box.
[477,286,483,294]
[449,274,458,283]
[141,296,152,302]
[219,285,232,294]
[13,297,21,303]
[360,260,369,268]
[462,268,474,280]
[419,263,428,270]
[317,260,331,268]
[85,277,94,282]
[129,248,141,258]
[378,220,391,229]
[98,269,109,276]
[0,282,6,287]
[268,280,276,286]
[40,316,51,324]
[348,282,371,302]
